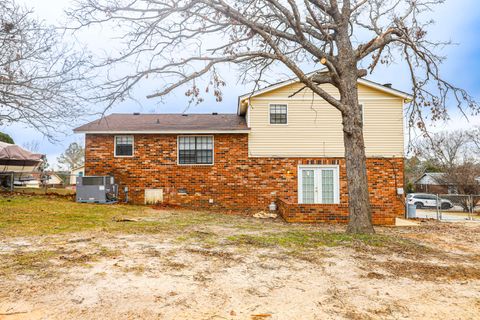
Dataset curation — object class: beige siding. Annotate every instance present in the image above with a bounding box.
[248,82,404,157]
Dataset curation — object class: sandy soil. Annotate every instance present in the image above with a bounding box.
[1,217,480,319]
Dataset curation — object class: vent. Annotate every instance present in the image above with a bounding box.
[383,83,392,88]
[145,189,163,205]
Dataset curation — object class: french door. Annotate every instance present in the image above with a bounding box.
[298,166,340,204]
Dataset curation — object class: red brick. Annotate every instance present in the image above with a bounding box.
[85,134,404,225]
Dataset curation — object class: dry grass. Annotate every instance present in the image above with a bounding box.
[2,195,480,319]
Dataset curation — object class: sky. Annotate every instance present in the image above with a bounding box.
[3,0,480,168]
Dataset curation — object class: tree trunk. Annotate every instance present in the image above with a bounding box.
[341,80,375,234]
[333,14,375,234]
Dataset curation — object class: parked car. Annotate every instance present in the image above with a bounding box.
[406,193,453,209]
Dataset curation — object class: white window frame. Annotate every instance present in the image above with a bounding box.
[268,103,288,125]
[298,165,340,204]
[114,135,134,157]
[177,135,215,166]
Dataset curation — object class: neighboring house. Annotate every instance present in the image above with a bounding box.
[43,172,64,187]
[414,172,452,194]
[75,76,411,225]
[69,166,85,185]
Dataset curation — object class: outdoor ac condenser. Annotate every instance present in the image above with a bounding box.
[76,176,118,204]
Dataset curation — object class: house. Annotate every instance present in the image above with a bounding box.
[74,76,410,225]
[69,166,85,185]
[414,172,452,194]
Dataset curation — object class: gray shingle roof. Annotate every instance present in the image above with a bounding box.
[74,113,249,133]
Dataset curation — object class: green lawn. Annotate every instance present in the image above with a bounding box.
[0,195,224,237]
[0,195,425,253]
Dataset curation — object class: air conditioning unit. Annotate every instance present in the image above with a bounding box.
[76,176,118,204]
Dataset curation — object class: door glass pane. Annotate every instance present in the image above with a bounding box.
[321,169,335,204]
[302,170,315,204]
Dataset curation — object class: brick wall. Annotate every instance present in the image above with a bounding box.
[277,200,398,225]
[85,134,404,225]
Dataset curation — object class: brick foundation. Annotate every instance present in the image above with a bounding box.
[277,200,398,225]
[85,133,404,225]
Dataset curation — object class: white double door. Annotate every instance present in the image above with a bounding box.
[298,166,339,204]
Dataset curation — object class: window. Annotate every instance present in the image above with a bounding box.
[301,170,315,204]
[178,136,213,165]
[321,169,335,204]
[114,136,134,156]
[298,166,339,204]
[269,104,287,124]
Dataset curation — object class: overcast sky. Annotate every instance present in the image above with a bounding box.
[3,0,480,168]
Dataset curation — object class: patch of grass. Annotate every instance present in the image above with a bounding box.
[0,246,124,278]
[226,230,418,250]
[0,250,57,278]
[96,246,121,258]
[0,195,227,237]
[175,230,219,247]
[163,259,188,270]
[373,260,480,281]
[122,264,147,275]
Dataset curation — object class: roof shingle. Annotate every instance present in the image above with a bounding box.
[74,113,248,133]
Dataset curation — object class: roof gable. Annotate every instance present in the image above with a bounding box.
[237,71,412,115]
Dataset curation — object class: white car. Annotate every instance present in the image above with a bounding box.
[407,193,453,209]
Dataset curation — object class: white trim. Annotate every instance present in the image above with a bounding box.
[176,135,215,166]
[269,103,288,125]
[238,76,412,102]
[248,154,404,158]
[298,165,340,204]
[243,97,402,101]
[238,72,317,102]
[76,130,249,134]
[114,135,134,158]
[358,78,412,100]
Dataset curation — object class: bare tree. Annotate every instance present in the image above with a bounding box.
[416,130,480,211]
[57,142,85,171]
[22,140,40,153]
[67,0,479,233]
[0,0,91,139]
[441,162,480,212]
[414,130,471,168]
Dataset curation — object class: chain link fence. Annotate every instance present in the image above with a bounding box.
[0,171,80,196]
[407,193,480,222]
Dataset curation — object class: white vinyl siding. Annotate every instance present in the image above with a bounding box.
[248,82,404,157]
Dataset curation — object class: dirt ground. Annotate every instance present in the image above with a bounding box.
[1,197,480,319]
